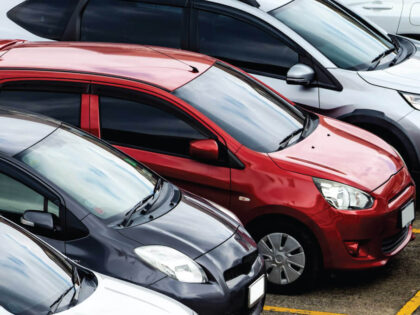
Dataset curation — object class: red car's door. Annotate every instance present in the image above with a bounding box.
[88,86,231,209]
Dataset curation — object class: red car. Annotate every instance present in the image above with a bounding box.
[0,40,415,292]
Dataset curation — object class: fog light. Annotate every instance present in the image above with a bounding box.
[344,241,368,257]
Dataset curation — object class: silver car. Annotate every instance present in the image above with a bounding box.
[1,0,420,186]
[0,216,195,315]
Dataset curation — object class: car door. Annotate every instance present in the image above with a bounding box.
[0,80,88,129]
[0,159,66,252]
[191,3,320,108]
[88,85,232,209]
[339,0,403,34]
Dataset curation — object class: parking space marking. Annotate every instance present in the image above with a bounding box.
[263,305,347,315]
[396,291,420,315]
[413,229,420,234]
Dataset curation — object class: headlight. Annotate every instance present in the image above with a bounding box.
[207,200,242,225]
[401,92,420,110]
[135,246,208,283]
[313,178,374,210]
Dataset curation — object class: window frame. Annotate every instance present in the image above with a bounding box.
[0,80,88,127]
[92,84,236,167]
[190,1,342,90]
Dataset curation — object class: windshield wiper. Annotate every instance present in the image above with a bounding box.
[69,265,81,307]
[369,48,396,70]
[278,127,304,150]
[122,178,163,227]
[48,286,73,314]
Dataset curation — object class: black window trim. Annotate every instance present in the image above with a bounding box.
[93,84,243,168]
[191,1,342,91]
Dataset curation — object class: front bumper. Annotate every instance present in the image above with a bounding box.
[320,167,415,270]
[149,226,266,315]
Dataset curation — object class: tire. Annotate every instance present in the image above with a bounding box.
[249,219,322,294]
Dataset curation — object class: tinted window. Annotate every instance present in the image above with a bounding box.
[7,0,78,40]
[18,127,158,222]
[100,96,206,156]
[174,64,305,152]
[0,90,81,126]
[0,219,73,315]
[270,0,395,70]
[197,10,299,76]
[81,0,184,48]
[0,173,59,218]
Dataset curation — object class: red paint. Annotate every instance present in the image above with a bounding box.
[189,139,219,161]
[0,41,415,272]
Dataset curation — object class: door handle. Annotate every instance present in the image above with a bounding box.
[362,4,393,10]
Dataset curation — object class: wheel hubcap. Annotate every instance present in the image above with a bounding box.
[258,232,306,285]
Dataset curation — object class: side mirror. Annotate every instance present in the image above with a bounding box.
[189,139,219,161]
[21,210,54,231]
[286,64,315,86]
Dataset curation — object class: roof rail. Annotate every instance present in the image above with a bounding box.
[238,0,260,7]
[0,40,25,52]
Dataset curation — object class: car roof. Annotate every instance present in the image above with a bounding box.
[0,41,216,91]
[0,108,59,157]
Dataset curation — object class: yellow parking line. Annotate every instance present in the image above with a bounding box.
[263,305,347,315]
[413,229,420,234]
[396,291,420,315]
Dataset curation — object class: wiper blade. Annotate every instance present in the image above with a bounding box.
[369,48,396,70]
[48,286,73,314]
[122,178,163,227]
[69,265,81,307]
[278,127,304,150]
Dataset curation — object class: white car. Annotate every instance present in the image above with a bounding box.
[338,0,420,38]
[0,216,195,315]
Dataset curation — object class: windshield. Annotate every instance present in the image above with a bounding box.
[16,127,157,222]
[173,63,305,152]
[0,219,73,314]
[270,0,396,70]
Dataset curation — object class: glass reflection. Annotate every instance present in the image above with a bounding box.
[17,128,157,221]
[0,220,72,314]
[174,64,305,152]
[271,0,395,70]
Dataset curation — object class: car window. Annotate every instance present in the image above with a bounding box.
[0,218,73,315]
[17,127,159,223]
[81,0,184,48]
[7,0,79,40]
[99,96,206,156]
[173,63,305,152]
[197,10,299,76]
[0,90,81,127]
[270,0,395,70]
[0,173,59,218]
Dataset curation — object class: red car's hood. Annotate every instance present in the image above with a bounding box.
[268,116,403,191]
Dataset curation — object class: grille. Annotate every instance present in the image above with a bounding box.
[382,226,409,254]
[224,251,258,282]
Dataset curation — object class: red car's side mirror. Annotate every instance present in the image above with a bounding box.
[189,139,219,161]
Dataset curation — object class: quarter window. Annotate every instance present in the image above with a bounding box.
[81,0,185,48]
[0,90,81,126]
[99,96,206,156]
[197,10,299,76]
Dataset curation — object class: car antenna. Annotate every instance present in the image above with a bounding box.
[147,46,199,73]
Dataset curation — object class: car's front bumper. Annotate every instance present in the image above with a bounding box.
[320,167,415,270]
[149,226,266,315]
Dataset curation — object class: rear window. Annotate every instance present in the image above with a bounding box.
[7,0,78,40]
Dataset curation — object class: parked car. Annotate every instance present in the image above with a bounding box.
[0,40,414,292]
[337,0,420,39]
[3,0,420,188]
[0,215,196,315]
[0,107,265,315]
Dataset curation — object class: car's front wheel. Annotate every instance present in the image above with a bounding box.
[251,219,321,293]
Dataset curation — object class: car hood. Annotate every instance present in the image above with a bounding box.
[118,191,239,259]
[268,116,403,191]
[65,272,195,315]
[358,48,420,94]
